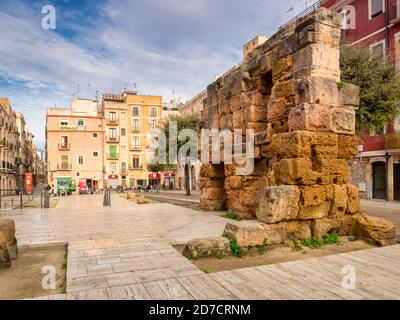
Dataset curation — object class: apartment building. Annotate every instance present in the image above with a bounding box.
[321,0,400,201]
[0,98,46,191]
[102,91,163,188]
[46,98,104,191]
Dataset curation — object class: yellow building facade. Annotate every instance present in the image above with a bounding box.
[102,91,163,188]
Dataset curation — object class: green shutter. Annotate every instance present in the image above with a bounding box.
[110,146,117,159]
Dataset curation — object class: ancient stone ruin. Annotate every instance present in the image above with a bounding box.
[198,8,396,251]
[0,219,18,269]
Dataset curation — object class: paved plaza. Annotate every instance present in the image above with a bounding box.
[4,194,400,300]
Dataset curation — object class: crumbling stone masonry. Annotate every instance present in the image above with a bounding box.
[199,8,396,247]
[0,219,18,269]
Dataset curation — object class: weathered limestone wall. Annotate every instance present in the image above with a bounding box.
[0,219,18,269]
[199,8,396,246]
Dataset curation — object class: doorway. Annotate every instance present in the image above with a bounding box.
[394,163,400,201]
[372,162,386,200]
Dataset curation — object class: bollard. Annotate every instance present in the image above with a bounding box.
[44,190,50,209]
[103,190,111,206]
[20,192,23,210]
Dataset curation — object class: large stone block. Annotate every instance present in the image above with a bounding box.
[256,186,300,223]
[339,213,396,247]
[201,188,226,201]
[267,96,295,122]
[337,134,358,159]
[0,219,17,269]
[284,221,312,240]
[347,184,360,214]
[294,76,340,107]
[243,105,268,123]
[299,199,330,220]
[311,218,342,238]
[328,184,348,218]
[272,79,294,100]
[339,83,360,107]
[200,164,225,178]
[331,106,356,134]
[288,103,332,132]
[200,199,226,211]
[183,237,231,259]
[272,55,292,82]
[232,110,245,128]
[292,43,340,81]
[274,158,320,185]
[269,131,338,159]
[317,158,349,185]
[223,221,284,246]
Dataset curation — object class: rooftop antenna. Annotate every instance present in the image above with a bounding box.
[88,83,91,98]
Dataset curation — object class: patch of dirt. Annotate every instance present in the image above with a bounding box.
[174,238,376,273]
[0,244,67,300]
[143,196,201,210]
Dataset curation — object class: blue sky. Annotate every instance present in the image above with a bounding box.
[0,0,309,148]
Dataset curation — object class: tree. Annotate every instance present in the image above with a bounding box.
[340,45,400,132]
[162,114,203,196]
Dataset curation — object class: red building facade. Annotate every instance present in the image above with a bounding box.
[320,0,400,201]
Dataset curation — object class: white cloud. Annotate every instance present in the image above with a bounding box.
[0,0,301,148]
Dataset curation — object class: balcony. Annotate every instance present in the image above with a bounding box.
[57,163,72,171]
[58,143,71,151]
[129,164,143,171]
[107,153,119,160]
[106,118,119,126]
[120,168,128,175]
[106,135,119,143]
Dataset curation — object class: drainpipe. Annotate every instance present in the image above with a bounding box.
[385,0,390,56]
[386,152,391,201]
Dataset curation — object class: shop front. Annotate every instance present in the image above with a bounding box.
[108,175,119,188]
[163,172,176,190]
[148,173,161,187]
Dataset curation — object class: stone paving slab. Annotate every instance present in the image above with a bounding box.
[8,194,400,300]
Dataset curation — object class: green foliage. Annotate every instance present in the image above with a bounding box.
[147,163,166,174]
[322,233,341,245]
[215,253,225,260]
[337,81,346,90]
[229,239,244,258]
[292,241,303,252]
[223,213,242,221]
[200,268,209,274]
[256,240,268,255]
[302,237,323,249]
[340,45,400,131]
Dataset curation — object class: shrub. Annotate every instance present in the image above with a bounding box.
[229,239,243,258]
[223,213,242,221]
[323,233,341,245]
[302,237,323,249]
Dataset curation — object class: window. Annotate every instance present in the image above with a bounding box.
[93,133,98,138]
[77,119,85,126]
[60,136,68,147]
[93,152,99,158]
[369,0,384,19]
[132,106,139,116]
[132,119,140,132]
[121,128,126,136]
[121,162,127,173]
[78,155,84,165]
[110,162,116,173]
[132,156,140,168]
[61,155,69,170]
[60,119,69,126]
[370,41,385,59]
[109,128,117,138]
[109,112,117,121]
[150,119,157,129]
[132,136,140,150]
[150,107,157,118]
[130,178,135,188]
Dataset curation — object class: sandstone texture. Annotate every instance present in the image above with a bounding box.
[199,8,396,247]
[0,219,18,269]
[183,237,231,259]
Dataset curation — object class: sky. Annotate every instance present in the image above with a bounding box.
[0,0,312,149]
